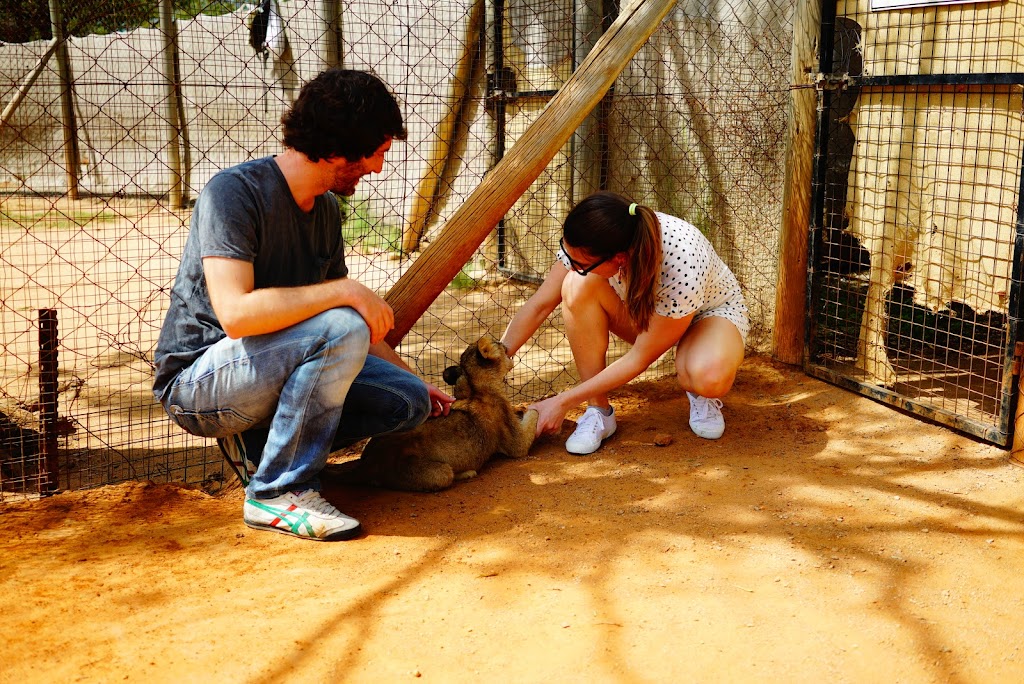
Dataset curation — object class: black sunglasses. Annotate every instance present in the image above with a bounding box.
[560,237,611,276]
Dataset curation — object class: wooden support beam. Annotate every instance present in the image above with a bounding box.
[320,0,344,68]
[772,0,820,365]
[0,38,60,132]
[48,0,80,199]
[401,0,484,254]
[385,0,677,347]
[159,0,187,209]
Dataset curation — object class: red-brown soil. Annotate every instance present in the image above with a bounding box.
[2,356,1022,682]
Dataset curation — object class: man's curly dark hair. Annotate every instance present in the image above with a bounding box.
[281,69,407,162]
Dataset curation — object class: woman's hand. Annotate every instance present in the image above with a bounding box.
[426,383,455,417]
[528,395,570,437]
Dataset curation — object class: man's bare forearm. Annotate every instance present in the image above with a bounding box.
[368,339,412,373]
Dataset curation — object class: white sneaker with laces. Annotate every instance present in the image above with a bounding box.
[687,392,725,439]
[244,490,362,541]
[565,406,617,455]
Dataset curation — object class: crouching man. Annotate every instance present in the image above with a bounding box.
[153,69,454,541]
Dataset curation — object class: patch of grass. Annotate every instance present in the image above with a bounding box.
[449,267,480,290]
[337,196,400,253]
[690,211,714,240]
[0,209,119,231]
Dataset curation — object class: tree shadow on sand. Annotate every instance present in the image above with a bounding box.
[262,361,1023,682]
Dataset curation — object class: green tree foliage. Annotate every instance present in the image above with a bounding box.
[0,0,50,43]
[0,0,245,44]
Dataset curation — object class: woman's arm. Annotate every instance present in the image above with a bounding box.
[529,312,694,435]
[500,262,568,355]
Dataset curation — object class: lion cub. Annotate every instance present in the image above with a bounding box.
[341,336,538,492]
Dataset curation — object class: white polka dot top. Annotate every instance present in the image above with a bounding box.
[556,212,743,320]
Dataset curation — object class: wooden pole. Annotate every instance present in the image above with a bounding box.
[1013,369,1024,466]
[570,0,613,201]
[771,0,820,365]
[401,0,484,253]
[47,0,80,200]
[0,38,60,133]
[384,0,677,347]
[320,0,344,68]
[159,0,186,209]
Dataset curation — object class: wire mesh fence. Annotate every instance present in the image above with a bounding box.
[806,0,1024,444]
[0,0,794,499]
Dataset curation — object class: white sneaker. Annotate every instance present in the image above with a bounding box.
[244,490,362,541]
[687,392,725,440]
[565,406,617,455]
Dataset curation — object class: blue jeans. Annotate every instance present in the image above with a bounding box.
[161,308,431,498]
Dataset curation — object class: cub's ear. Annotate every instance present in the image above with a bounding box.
[476,335,504,362]
[442,365,464,386]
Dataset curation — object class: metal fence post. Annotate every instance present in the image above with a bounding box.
[38,309,60,494]
[1013,372,1024,467]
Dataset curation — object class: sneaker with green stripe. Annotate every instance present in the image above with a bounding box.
[243,490,362,541]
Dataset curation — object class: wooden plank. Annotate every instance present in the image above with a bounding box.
[384,0,678,347]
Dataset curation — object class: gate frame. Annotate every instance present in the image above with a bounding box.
[802,0,1024,446]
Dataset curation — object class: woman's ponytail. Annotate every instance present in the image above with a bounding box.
[562,192,663,331]
[624,204,661,331]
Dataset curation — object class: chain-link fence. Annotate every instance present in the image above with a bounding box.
[0,0,793,499]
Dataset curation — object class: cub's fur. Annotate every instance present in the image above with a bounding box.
[340,336,538,492]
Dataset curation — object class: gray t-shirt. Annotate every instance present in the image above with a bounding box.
[153,156,347,400]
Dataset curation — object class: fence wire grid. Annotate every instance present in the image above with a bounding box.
[1,0,794,498]
[807,0,1024,446]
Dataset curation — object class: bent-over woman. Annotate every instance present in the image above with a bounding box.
[501,191,749,454]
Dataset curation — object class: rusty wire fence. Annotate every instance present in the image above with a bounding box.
[0,0,793,499]
[806,0,1024,446]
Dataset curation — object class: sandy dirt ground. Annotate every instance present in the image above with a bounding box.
[1,356,1022,683]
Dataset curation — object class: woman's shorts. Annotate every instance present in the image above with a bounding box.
[692,292,750,345]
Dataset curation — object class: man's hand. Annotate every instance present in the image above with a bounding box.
[426,383,455,417]
[336,279,394,344]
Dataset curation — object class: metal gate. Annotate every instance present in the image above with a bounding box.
[805,0,1024,445]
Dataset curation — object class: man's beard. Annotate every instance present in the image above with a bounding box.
[333,173,361,196]
[333,175,359,196]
